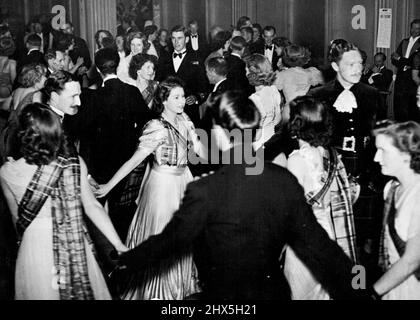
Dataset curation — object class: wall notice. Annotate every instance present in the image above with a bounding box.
[376,8,392,48]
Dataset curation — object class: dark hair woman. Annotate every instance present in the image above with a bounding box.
[95,77,205,300]
[0,103,127,300]
[284,95,358,300]
[128,53,158,108]
[373,121,420,300]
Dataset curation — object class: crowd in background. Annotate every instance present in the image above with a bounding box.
[0,11,419,301]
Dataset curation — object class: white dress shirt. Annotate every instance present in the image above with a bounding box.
[405,36,420,58]
[190,34,199,51]
[173,50,187,73]
[102,74,118,87]
[264,44,274,63]
[37,33,44,53]
[213,78,226,92]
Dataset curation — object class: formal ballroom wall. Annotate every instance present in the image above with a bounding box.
[1,0,420,66]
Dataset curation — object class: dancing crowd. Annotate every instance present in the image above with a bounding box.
[0,13,420,300]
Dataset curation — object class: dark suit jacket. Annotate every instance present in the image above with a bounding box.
[156,50,209,125]
[64,78,152,186]
[365,67,393,92]
[225,54,254,97]
[17,49,46,74]
[392,37,420,72]
[309,80,380,177]
[254,44,280,71]
[120,148,370,300]
[186,33,209,61]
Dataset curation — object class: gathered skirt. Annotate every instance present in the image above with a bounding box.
[121,165,200,300]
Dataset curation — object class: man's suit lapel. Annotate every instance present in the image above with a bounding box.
[410,39,420,56]
[175,52,192,75]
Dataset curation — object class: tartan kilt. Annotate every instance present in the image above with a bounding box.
[115,162,147,207]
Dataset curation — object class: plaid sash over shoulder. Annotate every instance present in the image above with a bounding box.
[17,155,94,300]
[306,147,358,263]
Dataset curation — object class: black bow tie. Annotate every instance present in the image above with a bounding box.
[191,34,198,38]
[173,51,186,59]
[265,45,273,51]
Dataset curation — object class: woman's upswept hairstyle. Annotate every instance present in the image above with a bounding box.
[283,44,311,68]
[244,53,276,86]
[18,103,69,166]
[152,76,185,115]
[128,53,158,80]
[373,121,420,174]
[289,96,333,148]
[18,63,48,88]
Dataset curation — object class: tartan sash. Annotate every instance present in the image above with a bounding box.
[17,155,94,300]
[306,147,358,263]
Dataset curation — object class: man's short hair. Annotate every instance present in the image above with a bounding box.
[240,26,253,36]
[230,36,247,52]
[206,57,229,77]
[26,34,42,47]
[374,52,387,61]
[44,49,62,64]
[411,19,420,28]
[95,48,120,75]
[263,26,276,34]
[171,25,188,36]
[41,71,78,104]
[327,39,359,63]
[188,20,198,26]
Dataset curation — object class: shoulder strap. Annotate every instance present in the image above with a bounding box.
[387,183,420,280]
[307,147,338,206]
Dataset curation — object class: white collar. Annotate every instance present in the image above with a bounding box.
[27,48,39,55]
[231,52,241,59]
[410,36,420,43]
[50,105,65,119]
[174,49,187,55]
[102,74,118,87]
[213,78,226,92]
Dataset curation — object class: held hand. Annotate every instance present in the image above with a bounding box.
[391,52,400,60]
[87,174,99,190]
[372,66,380,74]
[186,95,197,105]
[115,243,129,254]
[76,57,84,67]
[94,184,111,199]
[77,66,88,76]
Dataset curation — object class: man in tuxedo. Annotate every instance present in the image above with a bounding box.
[255,26,280,71]
[365,52,394,119]
[187,20,209,61]
[45,49,66,75]
[392,19,420,122]
[156,25,209,126]
[17,34,46,75]
[116,92,374,300]
[60,22,92,69]
[225,36,254,97]
[66,48,152,239]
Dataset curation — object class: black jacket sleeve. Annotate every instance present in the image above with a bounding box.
[119,182,208,270]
